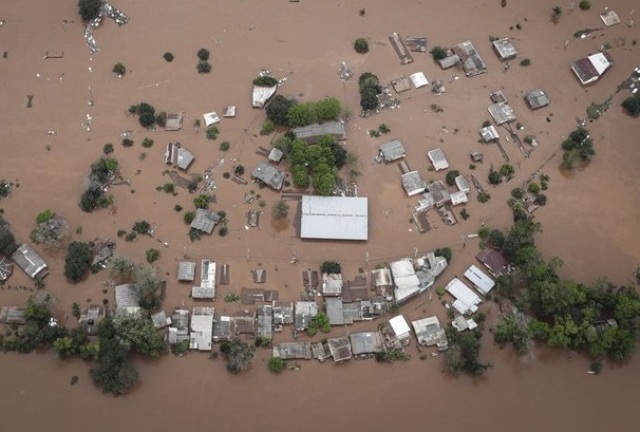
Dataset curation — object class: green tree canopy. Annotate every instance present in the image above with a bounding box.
[64,241,93,283]
[78,0,103,21]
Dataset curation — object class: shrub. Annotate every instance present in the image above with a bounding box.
[103,143,114,155]
[488,169,502,185]
[445,170,460,186]
[430,46,447,61]
[78,0,102,21]
[534,194,547,206]
[272,200,290,220]
[253,76,278,87]
[268,357,286,374]
[197,61,212,74]
[184,212,195,224]
[234,165,245,176]
[112,63,126,76]
[478,192,491,203]
[193,194,210,209]
[174,205,183,212]
[520,58,531,67]
[218,226,228,237]
[528,182,540,194]
[579,0,591,11]
[354,38,369,54]
[219,141,230,151]
[162,183,175,194]
[205,125,219,140]
[321,261,341,274]
[460,209,470,220]
[35,209,56,224]
[261,119,275,135]
[163,52,174,62]
[132,221,151,235]
[0,225,18,257]
[141,138,154,148]
[155,112,167,127]
[197,48,210,61]
[436,287,446,297]
[511,188,524,199]
[146,249,160,264]
[121,138,134,147]
[378,123,391,134]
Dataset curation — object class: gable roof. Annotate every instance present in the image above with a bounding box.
[291,121,347,144]
[190,208,220,234]
[571,52,613,85]
[11,244,48,279]
[251,163,285,190]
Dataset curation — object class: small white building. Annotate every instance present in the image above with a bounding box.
[390,259,421,304]
[190,307,214,351]
[192,260,216,300]
[409,72,429,88]
[455,175,470,193]
[464,265,495,296]
[445,277,481,315]
[388,315,412,343]
[427,148,449,171]
[450,191,468,206]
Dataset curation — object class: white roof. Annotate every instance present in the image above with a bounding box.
[390,259,421,303]
[427,148,449,171]
[252,85,277,108]
[203,112,220,126]
[464,265,495,295]
[300,196,368,241]
[450,191,468,206]
[455,175,469,193]
[452,299,478,316]
[190,314,213,351]
[446,277,481,312]
[200,260,216,289]
[409,72,429,88]
[389,315,411,338]
[588,53,612,75]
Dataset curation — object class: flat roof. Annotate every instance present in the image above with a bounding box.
[379,139,406,162]
[492,38,517,59]
[300,195,368,241]
[427,148,449,171]
[389,315,411,338]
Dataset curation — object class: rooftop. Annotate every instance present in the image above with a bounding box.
[164,142,194,171]
[177,261,196,281]
[488,102,516,125]
[11,244,48,280]
[427,148,449,171]
[190,208,220,234]
[571,52,613,86]
[251,163,285,190]
[291,120,347,144]
[492,38,518,60]
[525,89,550,110]
[379,139,406,162]
[401,171,427,197]
[327,336,353,362]
[452,40,487,77]
[300,195,369,241]
[349,332,384,355]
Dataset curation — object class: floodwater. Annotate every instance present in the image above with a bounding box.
[1,0,640,430]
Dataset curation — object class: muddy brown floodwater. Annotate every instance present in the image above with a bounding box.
[1,0,640,430]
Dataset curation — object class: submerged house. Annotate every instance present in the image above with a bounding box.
[295,301,319,332]
[190,307,214,351]
[476,249,509,277]
[190,208,221,234]
[177,261,196,282]
[412,316,448,351]
[379,139,406,163]
[165,142,194,171]
[349,332,384,355]
[0,256,14,281]
[427,148,449,171]
[168,309,190,345]
[401,171,428,197]
[492,38,518,60]
[488,102,516,125]
[525,89,550,110]
[452,40,487,77]
[11,244,48,280]
[446,277,481,316]
[251,163,285,190]
[571,52,613,86]
[192,259,216,300]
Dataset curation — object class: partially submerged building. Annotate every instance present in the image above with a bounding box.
[480,125,500,142]
[257,304,273,339]
[114,283,142,318]
[409,72,429,89]
[389,31,414,65]
[190,208,221,234]
[412,316,448,351]
[291,120,347,144]
[371,267,394,300]
[252,84,277,108]
[78,305,105,330]
[300,195,369,241]
[274,342,313,360]
[251,163,285,190]
[189,307,214,351]
[165,112,184,131]
[476,249,509,277]
[325,297,345,326]
[0,306,26,325]
[168,309,190,345]
[382,315,413,350]
[295,301,319,332]
[492,38,518,60]
[349,332,384,355]
[0,256,14,281]
[152,310,171,330]
[322,273,343,297]
[464,264,495,296]
[379,139,406,163]
[165,142,194,171]
[488,102,516,125]
[327,336,353,362]
[427,148,449,171]
[525,89,550,110]
[177,261,196,282]
[191,259,216,300]
[11,244,48,280]
[571,52,613,86]
[452,40,487,77]
[273,301,294,332]
[445,278,481,315]
[401,171,428,197]
[455,175,470,193]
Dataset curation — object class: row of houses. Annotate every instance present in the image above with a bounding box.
[274,313,448,363]
[437,37,613,86]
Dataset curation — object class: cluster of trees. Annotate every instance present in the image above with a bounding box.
[622,94,640,117]
[0,296,67,354]
[77,0,103,21]
[488,164,515,185]
[0,218,18,257]
[268,356,286,373]
[561,127,594,169]
[272,199,290,220]
[0,179,12,198]
[444,328,492,375]
[358,72,382,111]
[276,134,346,195]
[128,102,166,129]
[64,241,93,283]
[493,218,640,364]
[306,312,331,336]
[110,256,163,312]
[375,349,410,363]
[220,338,255,374]
[79,157,118,212]
[265,95,341,128]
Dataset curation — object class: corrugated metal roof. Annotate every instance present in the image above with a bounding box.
[300,196,368,241]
